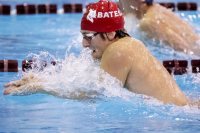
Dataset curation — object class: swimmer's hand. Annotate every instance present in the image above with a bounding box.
[3,73,43,95]
[3,73,98,99]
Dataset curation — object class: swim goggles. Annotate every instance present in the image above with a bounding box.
[81,32,99,42]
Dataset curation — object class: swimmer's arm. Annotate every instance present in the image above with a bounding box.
[3,74,93,99]
[3,73,45,95]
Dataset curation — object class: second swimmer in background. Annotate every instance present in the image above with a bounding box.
[119,0,200,55]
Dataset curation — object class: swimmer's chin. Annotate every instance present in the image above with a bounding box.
[92,56,102,60]
[91,52,102,60]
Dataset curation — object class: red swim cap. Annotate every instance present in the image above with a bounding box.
[81,0,125,32]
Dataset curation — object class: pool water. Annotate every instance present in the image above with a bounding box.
[0,11,200,133]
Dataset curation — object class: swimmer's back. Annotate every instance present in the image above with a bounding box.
[101,37,188,106]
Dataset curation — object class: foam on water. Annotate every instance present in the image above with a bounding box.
[124,13,140,34]
[17,48,137,100]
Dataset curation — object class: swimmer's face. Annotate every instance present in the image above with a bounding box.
[81,30,109,59]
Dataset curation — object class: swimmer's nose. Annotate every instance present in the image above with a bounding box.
[82,39,90,48]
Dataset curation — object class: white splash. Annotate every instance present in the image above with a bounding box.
[124,13,140,33]
[23,49,133,100]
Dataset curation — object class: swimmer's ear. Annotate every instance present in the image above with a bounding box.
[106,32,116,40]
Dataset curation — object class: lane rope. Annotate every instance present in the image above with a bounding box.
[0,59,200,75]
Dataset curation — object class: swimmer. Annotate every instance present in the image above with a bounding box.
[119,0,200,55]
[3,0,191,106]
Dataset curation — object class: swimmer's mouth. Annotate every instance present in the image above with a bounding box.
[90,47,96,53]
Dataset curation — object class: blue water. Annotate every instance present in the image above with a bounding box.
[0,11,200,133]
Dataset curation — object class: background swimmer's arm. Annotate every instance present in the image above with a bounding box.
[140,17,190,51]
[140,4,200,54]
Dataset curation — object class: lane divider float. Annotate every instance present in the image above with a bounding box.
[16,4,57,14]
[163,60,188,75]
[22,60,56,71]
[191,60,200,73]
[158,2,198,11]
[63,4,82,13]
[0,5,11,15]
[0,60,18,72]
[37,4,57,14]
[1,59,200,75]
[159,2,176,11]
[177,2,198,11]
[16,4,36,15]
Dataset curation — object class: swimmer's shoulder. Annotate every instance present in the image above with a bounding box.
[108,37,144,51]
[103,37,146,58]
[101,37,135,75]
[102,37,134,61]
